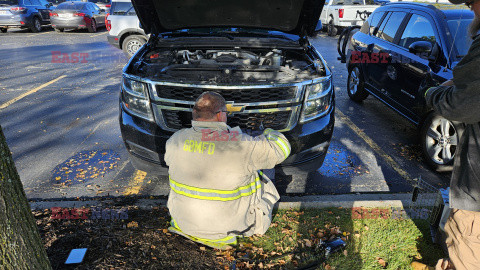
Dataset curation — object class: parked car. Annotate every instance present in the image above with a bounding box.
[319,0,379,36]
[342,2,473,171]
[106,0,147,57]
[0,0,53,33]
[119,0,334,176]
[50,1,105,32]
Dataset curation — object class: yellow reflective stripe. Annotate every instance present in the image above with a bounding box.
[169,176,259,195]
[169,176,261,201]
[170,219,237,244]
[267,134,290,158]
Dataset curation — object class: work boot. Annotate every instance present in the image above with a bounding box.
[411,261,434,270]
[435,259,455,270]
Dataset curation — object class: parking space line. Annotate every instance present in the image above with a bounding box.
[0,75,67,110]
[123,170,147,195]
[26,31,52,37]
[90,32,106,38]
[336,109,413,182]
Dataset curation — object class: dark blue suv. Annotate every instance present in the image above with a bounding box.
[0,0,54,32]
[343,3,473,172]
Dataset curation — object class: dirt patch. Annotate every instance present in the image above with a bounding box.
[35,207,222,270]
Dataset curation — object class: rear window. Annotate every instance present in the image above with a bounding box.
[377,11,407,43]
[360,10,385,35]
[56,2,84,9]
[110,1,135,15]
[0,0,18,5]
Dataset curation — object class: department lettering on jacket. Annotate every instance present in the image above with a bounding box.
[183,140,216,155]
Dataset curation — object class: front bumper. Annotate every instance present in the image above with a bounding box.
[120,100,335,175]
[107,34,121,49]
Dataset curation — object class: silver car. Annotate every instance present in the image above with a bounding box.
[106,0,147,57]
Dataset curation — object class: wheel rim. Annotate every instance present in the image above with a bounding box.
[127,40,142,56]
[348,67,360,95]
[35,19,41,31]
[425,117,458,165]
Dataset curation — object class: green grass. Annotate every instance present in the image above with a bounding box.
[232,208,444,269]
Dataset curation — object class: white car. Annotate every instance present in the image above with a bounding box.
[106,0,148,57]
[320,0,379,36]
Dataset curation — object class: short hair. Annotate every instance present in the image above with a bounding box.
[192,91,226,120]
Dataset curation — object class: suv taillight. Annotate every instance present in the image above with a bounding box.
[339,9,344,19]
[105,13,111,31]
[73,12,85,17]
[49,12,58,17]
[105,4,111,7]
[10,7,26,13]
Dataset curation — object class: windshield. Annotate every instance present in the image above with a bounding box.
[0,0,18,5]
[447,19,473,58]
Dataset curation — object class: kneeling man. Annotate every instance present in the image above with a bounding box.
[165,91,290,249]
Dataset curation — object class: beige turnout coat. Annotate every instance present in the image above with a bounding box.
[165,121,290,242]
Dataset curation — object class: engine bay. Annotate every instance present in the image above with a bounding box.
[130,48,326,84]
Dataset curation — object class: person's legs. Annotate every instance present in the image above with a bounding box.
[441,209,480,270]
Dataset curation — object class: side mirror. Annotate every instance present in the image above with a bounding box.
[314,21,322,32]
[409,41,432,59]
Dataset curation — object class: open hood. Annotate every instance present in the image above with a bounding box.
[131,0,325,36]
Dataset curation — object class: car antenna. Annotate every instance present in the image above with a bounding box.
[445,11,464,71]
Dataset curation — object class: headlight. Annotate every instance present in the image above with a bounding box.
[300,78,333,123]
[122,77,153,121]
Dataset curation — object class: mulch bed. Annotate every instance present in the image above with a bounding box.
[34,206,225,270]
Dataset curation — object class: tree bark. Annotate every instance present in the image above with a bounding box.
[0,125,51,269]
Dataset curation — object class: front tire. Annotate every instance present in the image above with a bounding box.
[122,35,146,58]
[420,113,464,172]
[347,66,369,102]
[54,28,64,33]
[30,17,42,33]
[327,18,337,36]
[0,28,7,33]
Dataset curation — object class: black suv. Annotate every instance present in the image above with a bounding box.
[119,0,335,176]
[342,2,473,171]
[0,0,53,32]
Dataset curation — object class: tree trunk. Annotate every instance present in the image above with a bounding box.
[0,125,52,269]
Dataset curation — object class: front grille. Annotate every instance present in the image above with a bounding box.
[162,110,292,131]
[156,86,296,103]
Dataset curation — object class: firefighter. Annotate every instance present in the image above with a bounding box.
[165,91,291,249]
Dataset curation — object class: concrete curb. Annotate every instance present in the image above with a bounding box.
[29,193,415,210]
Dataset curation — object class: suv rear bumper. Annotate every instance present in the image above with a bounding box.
[107,34,121,49]
[120,101,335,175]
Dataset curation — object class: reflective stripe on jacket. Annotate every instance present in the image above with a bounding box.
[165,121,290,243]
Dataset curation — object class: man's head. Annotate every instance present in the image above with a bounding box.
[192,91,227,123]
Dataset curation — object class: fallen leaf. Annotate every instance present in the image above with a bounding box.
[304,239,312,247]
[343,250,348,256]
[127,221,138,228]
[376,257,387,268]
[200,247,206,251]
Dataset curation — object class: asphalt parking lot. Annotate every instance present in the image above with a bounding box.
[0,27,449,200]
